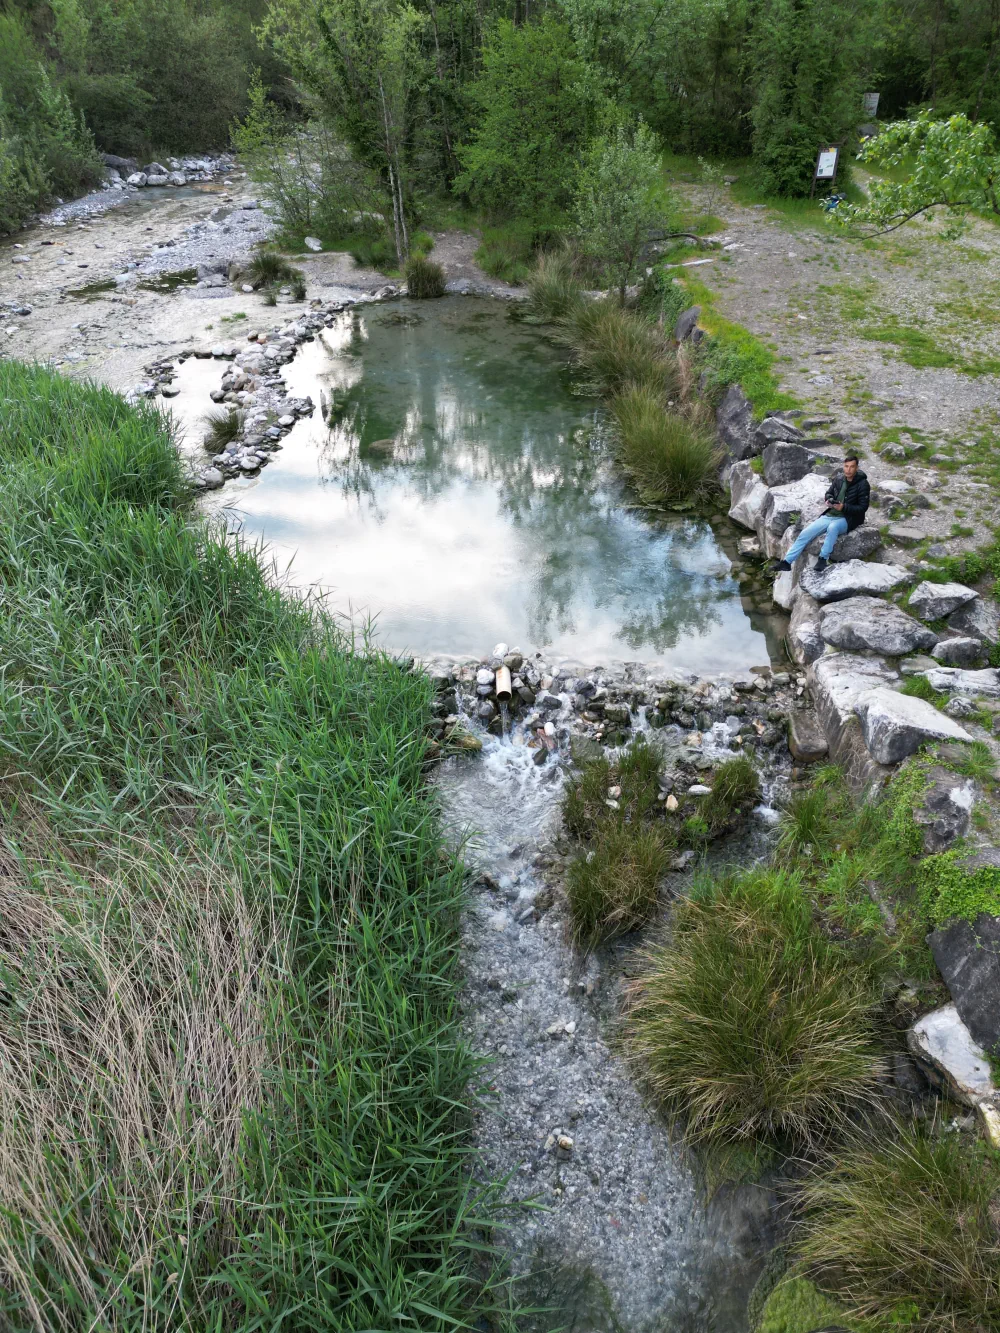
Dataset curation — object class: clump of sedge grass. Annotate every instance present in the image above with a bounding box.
[900,674,949,709]
[610,383,721,503]
[563,736,662,840]
[201,406,244,451]
[567,822,671,947]
[476,226,535,284]
[563,298,674,397]
[235,250,301,289]
[262,286,278,306]
[798,1130,1000,1332]
[291,274,307,301]
[525,249,583,322]
[703,754,761,830]
[405,254,446,298]
[626,866,883,1147]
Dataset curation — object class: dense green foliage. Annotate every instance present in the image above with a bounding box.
[0,362,496,1327]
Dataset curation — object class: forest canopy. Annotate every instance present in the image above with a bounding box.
[3,0,1000,236]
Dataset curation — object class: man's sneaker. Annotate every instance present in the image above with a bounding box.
[813,556,829,574]
[774,559,792,572]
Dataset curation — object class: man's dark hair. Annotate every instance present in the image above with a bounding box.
[844,452,860,464]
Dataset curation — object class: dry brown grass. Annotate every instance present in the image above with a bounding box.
[0,829,286,1328]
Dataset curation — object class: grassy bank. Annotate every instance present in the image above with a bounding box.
[0,363,494,1329]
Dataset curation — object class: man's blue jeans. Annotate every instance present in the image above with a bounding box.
[785,513,848,562]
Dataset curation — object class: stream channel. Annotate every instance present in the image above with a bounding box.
[182,294,784,1331]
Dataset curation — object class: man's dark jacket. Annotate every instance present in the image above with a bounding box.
[825,468,870,531]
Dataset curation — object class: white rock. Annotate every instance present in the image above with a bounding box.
[727,460,768,531]
[201,467,225,489]
[820,597,937,656]
[807,653,898,764]
[492,642,509,658]
[772,568,798,611]
[788,592,824,665]
[799,559,910,604]
[922,666,1000,697]
[127,172,147,187]
[304,236,323,251]
[908,581,978,621]
[855,687,973,764]
[908,1005,1000,1146]
[476,668,495,686]
[757,474,830,557]
[688,784,712,795]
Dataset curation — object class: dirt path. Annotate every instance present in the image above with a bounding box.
[675,177,1000,558]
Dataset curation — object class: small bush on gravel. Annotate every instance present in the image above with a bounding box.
[405,255,446,298]
[611,384,721,503]
[236,251,301,290]
[627,866,883,1147]
[798,1131,1000,1332]
[567,823,671,947]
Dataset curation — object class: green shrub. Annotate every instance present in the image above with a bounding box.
[919,848,1000,926]
[778,786,837,858]
[567,823,671,947]
[566,300,674,397]
[627,868,883,1147]
[611,385,720,503]
[291,274,307,302]
[526,249,584,323]
[405,254,446,298]
[757,1277,861,1333]
[799,1131,1000,1332]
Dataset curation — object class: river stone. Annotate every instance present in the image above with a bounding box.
[727,460,768,530]
[788,710,828,762]
[928,916,1000,1052]
[674,305,701,340]
[921,666,1000,696]
[908,581,978,621]
[932,637,984,667]
[855,687,973,764]
[948,597,1000,646]
[304,236,323,252]
[716,384,758,461]
[820,597,937,656]
[146,173,169,186]
[758,474,830,557]
[800,559,910,604]
[761,441,813,486]
[167,171,187,186]
[201,467,224,489]
[912,766,976,853]
[754,416,803,448]
[788,592,824,665]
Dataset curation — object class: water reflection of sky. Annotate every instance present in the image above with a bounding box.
[203,297,774,671]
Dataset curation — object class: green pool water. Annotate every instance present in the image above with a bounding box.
[210,296,782,670]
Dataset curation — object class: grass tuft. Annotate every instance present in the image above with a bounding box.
[799,1130,1000,1332]
[525,249,584,323]
[405,254,447,298]
[626,867,883,1147]
[564,299,673,397]
[610,383,720,503]
[234,250,302,290]
[567,823,671,947]
[201,406,244,450]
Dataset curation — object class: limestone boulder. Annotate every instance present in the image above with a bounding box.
[911,767,976,853]
[928,915,1000,1052]
[932,636,985,667]
[807,652,898,781]
[787,592,824,665]
[820,596,937,656]
[948,597,1000,646]
[788,710,828,762]
[804,523,882,563]
[716,385,758,462]
[761,441,813,486]
[908,1005,1000,1146]
[921,666,1000,697]
[674,306,701,340]
[854,687,973,764]
[908,581,978,621]
[757,474,830,557]
[799,559,910,604]
[754,416,803,449]
[727,460,768,531]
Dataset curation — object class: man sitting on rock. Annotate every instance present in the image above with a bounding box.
[774,454,870,575]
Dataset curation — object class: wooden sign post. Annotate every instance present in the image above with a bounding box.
[810,143,841,198]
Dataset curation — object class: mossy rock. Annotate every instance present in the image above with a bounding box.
[758,1278,861,1333]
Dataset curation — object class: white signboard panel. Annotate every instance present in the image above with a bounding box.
[816,148,839,179]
